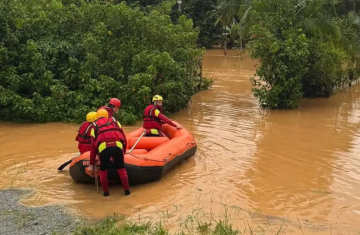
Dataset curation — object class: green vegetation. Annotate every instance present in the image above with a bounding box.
[178,0,223,49]
[71,216,169,235]
[70,212,284,235]
[215,0,360,108]
[70,215,242,235]
[248,1,311,109]
[123,0,224,49]
[0,0,212,124]
[66,202,337,235]
[67,199,295,235]
[3,0,360,123]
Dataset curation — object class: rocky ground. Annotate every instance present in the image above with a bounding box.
[0,188,83,235]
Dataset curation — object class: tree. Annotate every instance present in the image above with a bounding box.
[0,0,212,124]
[226,0,360,107]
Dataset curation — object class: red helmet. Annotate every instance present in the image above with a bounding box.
[109,98,121,108]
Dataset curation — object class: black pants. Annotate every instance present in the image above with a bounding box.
[99,146,124,171]
[145,133,160,137]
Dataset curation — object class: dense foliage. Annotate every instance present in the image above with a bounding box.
[3,0,360,122]
[0,0,211,124]
[122,0,224,48]
[216,0,360,109]
[248,0,310,108]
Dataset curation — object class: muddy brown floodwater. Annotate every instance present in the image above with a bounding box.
[1,49,360,234]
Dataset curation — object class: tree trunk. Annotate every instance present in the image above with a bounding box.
[354,0,356,11]
[240,32,243,51]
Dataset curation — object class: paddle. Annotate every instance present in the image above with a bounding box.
[94,164,99,193]
[57,159,72,171]
[57,154,80,171]
[128,130,146,154]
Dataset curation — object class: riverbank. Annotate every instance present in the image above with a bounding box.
[2,186,359,235]
[71,214,241,235]
[0,188,83,235]
[0,187,271,235]
[0,187,269,235]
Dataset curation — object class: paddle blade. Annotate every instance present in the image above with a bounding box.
[57,159,72,171]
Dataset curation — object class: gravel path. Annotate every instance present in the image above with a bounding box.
[0,188,84,235]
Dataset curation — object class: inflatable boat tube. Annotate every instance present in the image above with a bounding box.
[69,121,197,185]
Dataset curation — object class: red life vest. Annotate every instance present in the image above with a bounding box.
[97,106,114,118]
[92,116,124,147]
[75,122,94,144]
[143,104,164,130]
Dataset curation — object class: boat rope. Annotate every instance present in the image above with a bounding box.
[128,139,196,163]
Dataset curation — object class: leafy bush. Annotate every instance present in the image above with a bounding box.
[246,0,353,108]
[0,0,209,124]
[180,0,223,48]
[302,39,349,98]
[248,0,310,109]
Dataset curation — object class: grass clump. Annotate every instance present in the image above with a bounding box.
[71,214,241,235]
[72,215,169,235]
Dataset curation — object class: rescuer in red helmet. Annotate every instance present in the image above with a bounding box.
[97,98,121,118]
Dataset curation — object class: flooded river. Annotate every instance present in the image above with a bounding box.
[1,49,360,234]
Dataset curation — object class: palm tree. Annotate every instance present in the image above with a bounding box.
[338,11,360,85]
[214,0,242,55]
[214,0,360,74]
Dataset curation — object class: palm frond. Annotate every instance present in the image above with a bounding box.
[240,5,252,24]
[303,17,341,40]
[347,11,360,33]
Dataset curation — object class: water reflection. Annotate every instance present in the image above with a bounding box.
[244,80,360,231]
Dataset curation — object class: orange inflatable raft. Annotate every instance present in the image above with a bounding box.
[69,122,197,185]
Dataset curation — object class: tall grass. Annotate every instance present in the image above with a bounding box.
[69,199,290,235]
[71,214,243,235]
[66,192,347,235]
[50,194,356,235]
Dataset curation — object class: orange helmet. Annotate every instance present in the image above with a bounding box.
[97,109,108,118]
